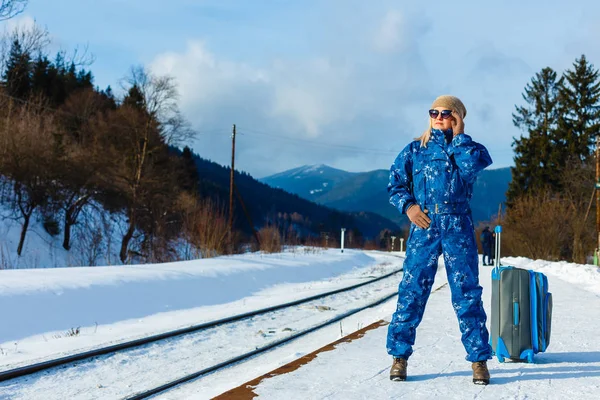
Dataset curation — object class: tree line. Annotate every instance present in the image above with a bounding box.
[498,54,599,264]
[0,23,228,264]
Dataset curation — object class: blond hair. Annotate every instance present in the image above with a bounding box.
[415,118,434,147]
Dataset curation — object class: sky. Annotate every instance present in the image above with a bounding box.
[5,0,600,178]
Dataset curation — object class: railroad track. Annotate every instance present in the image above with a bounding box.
[0,265,406,399]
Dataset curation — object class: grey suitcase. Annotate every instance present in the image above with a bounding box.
[489,225,552,363]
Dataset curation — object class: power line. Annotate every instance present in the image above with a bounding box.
[238,126,515,156]
[238,127,402,155]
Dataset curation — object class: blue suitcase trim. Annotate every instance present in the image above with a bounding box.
[493,337,510,363]
[492,340,535,363]
[529,270,540,353]
[520,349,534,363]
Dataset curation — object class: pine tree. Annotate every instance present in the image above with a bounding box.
[30,55,51,98]
[98,85,117,110]
[3,38,31,99]
[122,84,146,111]
[507,67,562,205]
[556,54,600,163]
[180,146,200,192]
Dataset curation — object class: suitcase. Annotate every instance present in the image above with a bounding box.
[489,225,553,363]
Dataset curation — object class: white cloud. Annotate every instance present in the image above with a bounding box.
[150,40,268,109]
[3,14,36,32]
[150,41,356,139]
[373,10,405,53]
[269,58,355,137]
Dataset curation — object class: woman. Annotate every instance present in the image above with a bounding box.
[386,95,493,385]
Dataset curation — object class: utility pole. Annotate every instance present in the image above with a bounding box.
[497,203,502,225]
[228,124,236,250]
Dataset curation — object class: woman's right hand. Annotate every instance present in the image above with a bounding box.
[407,204,431,229]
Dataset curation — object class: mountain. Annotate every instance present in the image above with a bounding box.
[261,164,354,201]
[470,167,512,225]
[179,152,403,239]
[260,165,512,227]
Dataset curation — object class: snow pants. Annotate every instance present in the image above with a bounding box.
[483,244,493,265]
[386,213,492,362]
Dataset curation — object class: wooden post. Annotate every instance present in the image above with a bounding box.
[228,124,236,251]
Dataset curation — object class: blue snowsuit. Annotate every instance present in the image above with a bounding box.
[386,128,493,362]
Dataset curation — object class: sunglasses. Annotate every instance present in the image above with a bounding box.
[429,109,453,119]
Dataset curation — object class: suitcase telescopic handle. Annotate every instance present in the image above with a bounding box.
[494,225,502,273]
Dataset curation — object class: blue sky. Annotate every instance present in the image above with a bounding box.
[8,0,600,177]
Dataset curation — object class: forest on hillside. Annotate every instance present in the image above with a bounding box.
[0,8,401,267]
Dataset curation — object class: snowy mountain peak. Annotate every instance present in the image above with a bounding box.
[261,164,341,181]
[290,164,329,177]
[301,164,327,173]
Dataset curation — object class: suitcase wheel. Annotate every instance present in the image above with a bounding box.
[526,353,534,363]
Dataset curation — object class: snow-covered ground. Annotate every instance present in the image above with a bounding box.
[0,248,399,370]
[195,256,600,400]
[1,249,600,399]
[0,201,124,269]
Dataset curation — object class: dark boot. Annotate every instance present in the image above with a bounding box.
[472,361,490,385]
[390,357,407,381]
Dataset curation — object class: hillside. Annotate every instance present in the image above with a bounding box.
[183,152,403,239]
[261,165,512,226]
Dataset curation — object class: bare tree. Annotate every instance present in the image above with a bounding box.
[120,66,195,146]
[0,0,27,21]
[55,44,96,69]
[0,97,55,255]
[259,225,282,253]
[0,21,49,71]
[559,159,595,263]
[55,89,111,250]
[97,68,193,263]
[177,192,228,258]
[502,190,570,261]
[97,68,195,263]
[500,157,595,264]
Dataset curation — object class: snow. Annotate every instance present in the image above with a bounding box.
[167,256,600,399]
[309,182,330,194]
[302,164,326,174]
[0,250,599,399]
[248,263,600,400]
[504,256,600,294]
[0,248,397,369]
[0,202,125,269]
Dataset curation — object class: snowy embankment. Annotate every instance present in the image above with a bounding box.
[0,201,124,269]
[504,256,600,294]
